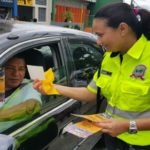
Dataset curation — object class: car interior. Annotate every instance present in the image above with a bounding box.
[23,49,46,79]
[17,45,67,112]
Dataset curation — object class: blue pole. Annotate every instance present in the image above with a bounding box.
[12,0,18,17]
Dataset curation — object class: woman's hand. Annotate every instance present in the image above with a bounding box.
[33,79,47,95]
[33,79,59,95]
[94,119,129,137]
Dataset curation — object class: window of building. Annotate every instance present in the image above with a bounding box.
[36,0,46,5]
[38,7,46,22]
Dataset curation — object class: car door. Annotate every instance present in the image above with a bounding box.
[0,36,81,150]
[65,36,104,115]
[47,36,104,150]
[0,34,104,150]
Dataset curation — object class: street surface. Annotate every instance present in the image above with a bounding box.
[47,132,106,150]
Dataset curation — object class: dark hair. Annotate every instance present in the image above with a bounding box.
[11,52,26,60]
[94,3,150,40]
[6,53,26,64]
[4,53,26,68]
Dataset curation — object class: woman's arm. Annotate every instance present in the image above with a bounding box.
[54,84,96,102]
[33,79,96,102]
[94,118,150,137]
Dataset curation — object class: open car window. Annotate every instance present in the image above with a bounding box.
[1,41,68,133]
[33,44,68,114]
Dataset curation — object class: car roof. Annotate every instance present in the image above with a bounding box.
[12,21,94,37]
[0,21,97,55]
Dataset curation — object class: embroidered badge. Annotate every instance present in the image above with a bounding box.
[130,64,146,80]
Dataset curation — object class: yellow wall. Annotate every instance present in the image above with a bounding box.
[18,0,33,6]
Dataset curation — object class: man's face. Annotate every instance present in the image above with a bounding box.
[5,57,26,90]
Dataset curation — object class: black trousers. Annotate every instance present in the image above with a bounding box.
[104,134,150,150]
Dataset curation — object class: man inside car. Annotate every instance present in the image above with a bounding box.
[0,54,42,132]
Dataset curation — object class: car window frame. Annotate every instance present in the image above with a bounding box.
[65,36,103,86]
[1,36,72,133]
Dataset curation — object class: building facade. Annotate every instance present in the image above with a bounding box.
[51,0,96,29]
[0,0,123,27]
[0,0,17,19]
[0,0,52,24]
[17,0,52,24]
[88,0,123,26]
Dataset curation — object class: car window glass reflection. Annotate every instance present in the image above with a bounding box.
[0,42,68,132]
[69,40,103,86]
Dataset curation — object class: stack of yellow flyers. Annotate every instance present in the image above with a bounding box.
[63,114,105,138]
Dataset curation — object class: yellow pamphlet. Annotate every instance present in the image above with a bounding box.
[63,114,105,138]
[71,113,105,122]
[42,68,59,95]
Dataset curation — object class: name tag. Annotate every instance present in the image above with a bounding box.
[101,70,112,76]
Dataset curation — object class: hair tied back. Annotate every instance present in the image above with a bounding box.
[133,8,141,22]
[133,8,139,14]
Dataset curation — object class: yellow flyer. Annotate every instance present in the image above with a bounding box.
[63,114,104,138]
[71,113,105,122]
[76,120,102,133]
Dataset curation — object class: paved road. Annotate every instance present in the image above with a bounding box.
[47,132,106,150]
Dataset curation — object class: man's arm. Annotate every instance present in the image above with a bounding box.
[0,99,41,121]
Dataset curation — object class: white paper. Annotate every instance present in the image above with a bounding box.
[27,65,45,80]
[63,122,92,138]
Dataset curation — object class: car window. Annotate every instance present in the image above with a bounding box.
[68,39,103,86]
[33,44,68,114]
[2,41,68,133]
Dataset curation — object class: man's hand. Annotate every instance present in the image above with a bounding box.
[26,99,41,115]
[0,99,41,121]
[33,79,47,95]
